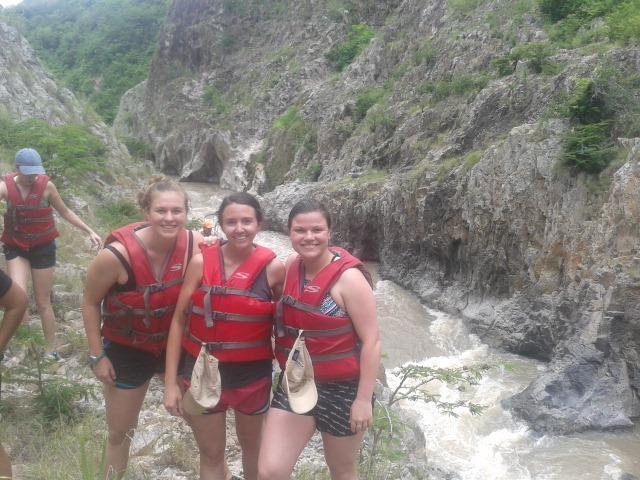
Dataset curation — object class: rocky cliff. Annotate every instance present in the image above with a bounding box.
[116,0,640,434]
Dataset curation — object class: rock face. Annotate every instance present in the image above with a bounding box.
[118,0,640,434]
[0,21,81,125]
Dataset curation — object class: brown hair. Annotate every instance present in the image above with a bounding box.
[137,176,189,213]
[287,199,331,230]
[217,192,263,224]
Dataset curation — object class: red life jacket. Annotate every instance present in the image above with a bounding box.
[101,222,192,356]
[274,247,373,382]
[1,174,59,250]
[183,242,276,362]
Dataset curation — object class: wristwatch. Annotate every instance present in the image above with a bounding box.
[88,352,106,369]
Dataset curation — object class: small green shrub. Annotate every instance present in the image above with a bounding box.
[448,0,483,15]
[121,136,152,160]
[510,42,555,74]
[355,87,387,121]
[302,162,323,182]
[96,200,143,234]
[203,85,230,116]
[326,24,375,72]
[561,122,615,173]
[565,78,608,124]
[413,40,436,66]
[606,0,640,43]
[419,74,489,101]
[492,56,516,77]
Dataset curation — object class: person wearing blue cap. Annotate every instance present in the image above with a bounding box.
[0,148,102,359]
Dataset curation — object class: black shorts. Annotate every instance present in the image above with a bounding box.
[104,340,182,389]
[3,241,56,269]
[271,375,371,437]
[0,269,12,298]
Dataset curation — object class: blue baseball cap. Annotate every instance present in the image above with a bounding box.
[15,148,45,175]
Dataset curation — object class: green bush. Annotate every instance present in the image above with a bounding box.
[492,56,516,77]
[448,0,484,15]
[510,42,555,74]
[565,78,608,124]
[121,136,152,160]
[96,200,143,234]
[203,85,231,116]
[413,40,436,66]
[541,0,639,45]
[419,74,489,101]
[355,87,387,121]
[561,122,615,173]
[0,115,106,185]
[606,0,640,43]
[326,24,375,72]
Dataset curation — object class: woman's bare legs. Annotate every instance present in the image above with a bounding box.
[5,257,30,325]
[30,267,56,353]
[322,431,365,480]
[257,408,316,480]
[234,411,265,480]
[103,381,150,479]
[186,412,228,480]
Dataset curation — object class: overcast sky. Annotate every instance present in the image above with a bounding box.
[0,0,22,6]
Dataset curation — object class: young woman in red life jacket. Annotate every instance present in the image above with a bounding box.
[82,176,202,480]
[257,199,381,480]
[164,192,285,480]
[0,148,101,359]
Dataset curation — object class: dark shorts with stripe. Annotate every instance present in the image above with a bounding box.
[271,374,370,437]
[3,240,56,269]
[0,269,12,298]
[104,340,181,389]
[182,353,272,415]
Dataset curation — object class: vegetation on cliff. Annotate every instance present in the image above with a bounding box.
[0,0,169,124]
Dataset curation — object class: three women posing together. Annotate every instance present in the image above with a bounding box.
[82,176,380,480]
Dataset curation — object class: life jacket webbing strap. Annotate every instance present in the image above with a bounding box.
[140,278,183,328]
[190,305,271,324]
[186,331,270,353]
[282,324,353,338]
[201,285,263,328]
[280,295,323,314]
[126,330,168,344]
[275,344,355,362]
[10,225,57,240]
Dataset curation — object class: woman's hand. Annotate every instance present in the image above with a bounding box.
[350,397,373,434]
[164,382,184,417]
[92,356,116,385]
[87,230,103,249]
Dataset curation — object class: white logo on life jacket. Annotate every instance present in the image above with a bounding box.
[169,263,183,272]
[234,272,250,280]
[304,285,321,293]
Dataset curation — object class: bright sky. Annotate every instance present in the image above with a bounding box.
[0,0,22,6]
